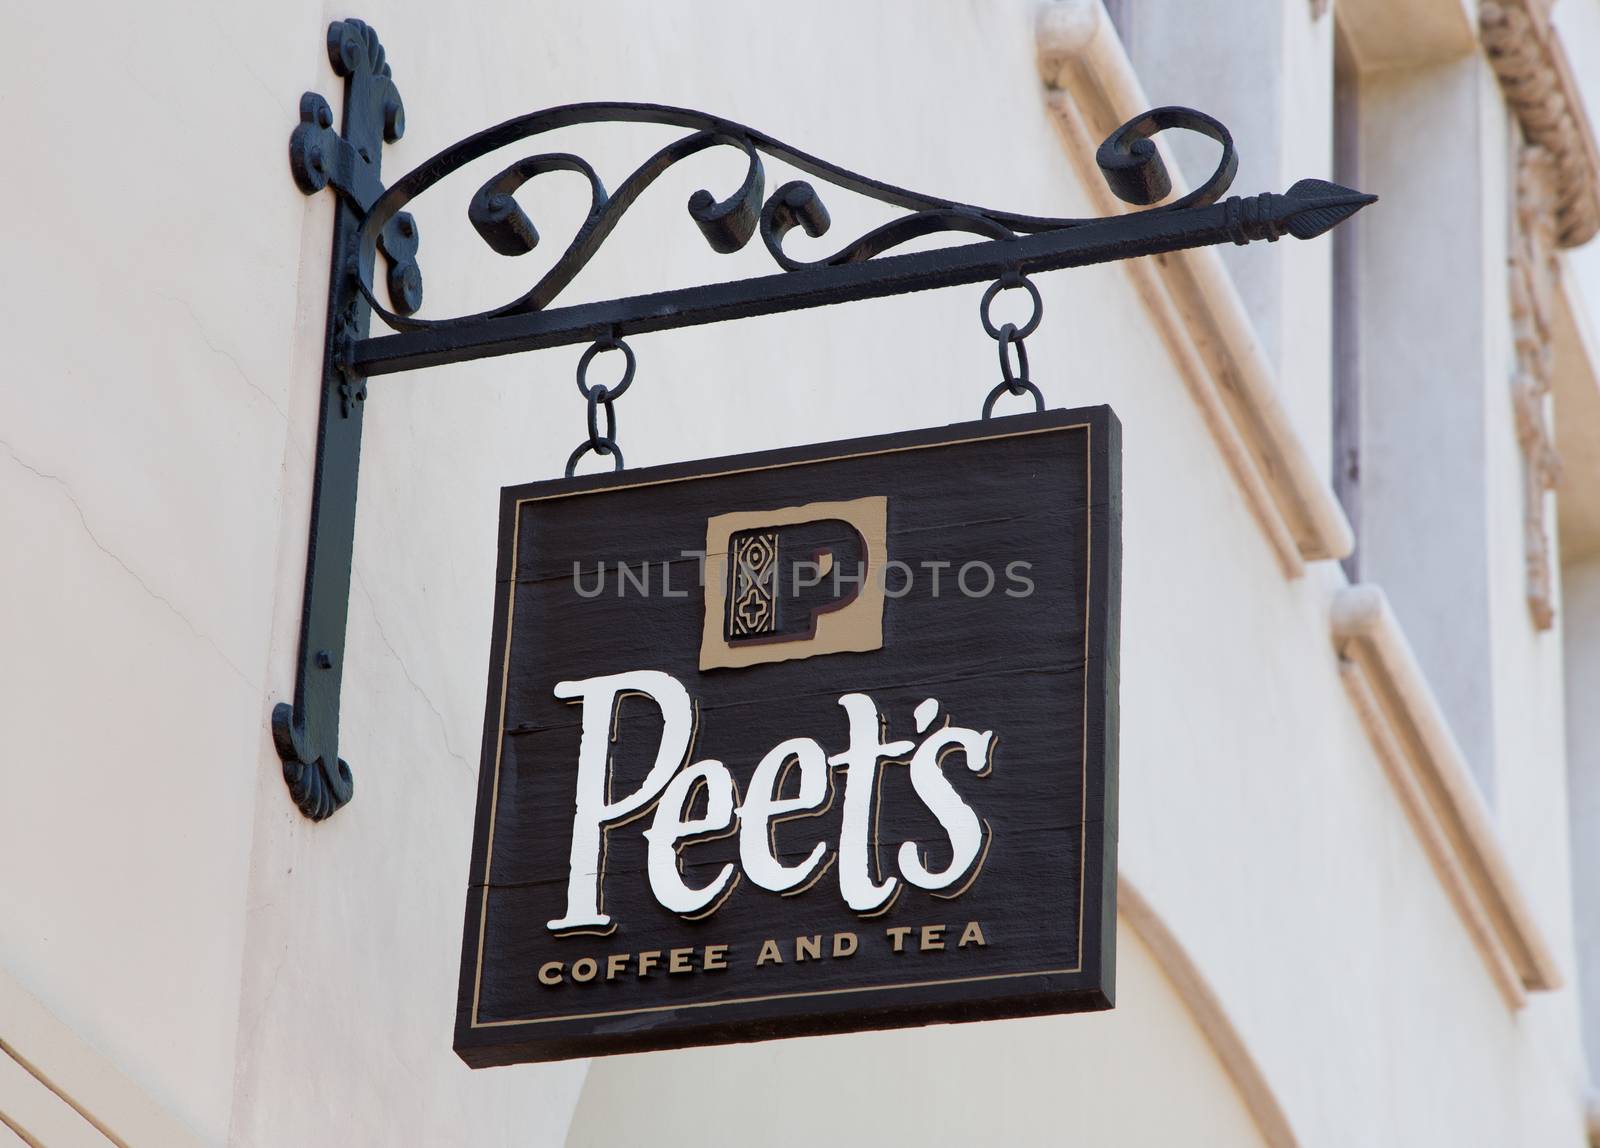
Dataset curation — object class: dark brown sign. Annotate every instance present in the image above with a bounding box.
[454,407,1121,1066]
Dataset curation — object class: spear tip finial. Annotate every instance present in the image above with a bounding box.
[1283,178,1378,240]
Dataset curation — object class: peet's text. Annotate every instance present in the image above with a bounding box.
[548,670,997,933]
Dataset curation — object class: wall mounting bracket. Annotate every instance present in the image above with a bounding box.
[277,17,1374,820]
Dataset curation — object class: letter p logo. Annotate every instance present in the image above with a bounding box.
[700,497,887,670]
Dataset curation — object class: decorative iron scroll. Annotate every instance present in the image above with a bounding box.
[279,18,1374,821]
[349,103,1250,332]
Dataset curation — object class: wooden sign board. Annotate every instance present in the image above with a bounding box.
[455,407,1120,1066]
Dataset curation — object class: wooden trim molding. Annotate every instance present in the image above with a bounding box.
[1119,876,1302,1148]
[0,965,205,1148]
[1330,585,1563,1007]
[1482,0,1600,249]
[1035,0,1353,580]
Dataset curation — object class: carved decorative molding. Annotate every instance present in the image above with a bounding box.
[1482,0,1600,248]
[1510,146,1563,630]
[1486,0,1595,626]
[1331,586,1563,1007]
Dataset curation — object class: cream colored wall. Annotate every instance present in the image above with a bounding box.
[0,4,304,1141]
[567,921,1274,1148]
[0,0,1594,1145]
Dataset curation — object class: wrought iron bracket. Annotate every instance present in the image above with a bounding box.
[274,19,416,821]
[278,20,1375,820]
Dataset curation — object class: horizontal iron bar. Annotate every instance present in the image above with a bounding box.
[350,187,1358,377]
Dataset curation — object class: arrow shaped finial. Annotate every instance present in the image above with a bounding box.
[1282,179,1379,240]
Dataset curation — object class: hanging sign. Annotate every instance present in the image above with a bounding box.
[454,406,1121,1066]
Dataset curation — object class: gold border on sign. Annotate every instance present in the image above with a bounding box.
[470,421,1094,1029]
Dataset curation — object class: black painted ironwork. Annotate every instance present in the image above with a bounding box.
[274,18,408,821]
[566,336,635,477]
[980,273,1047,419]
[278,19,1375,820]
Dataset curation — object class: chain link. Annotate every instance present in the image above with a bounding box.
[978,272,1047,419]
[566,335,634,477]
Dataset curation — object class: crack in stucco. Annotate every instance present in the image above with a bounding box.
[197,7,296,121]
[353,569,471,770]
[157,292,293,425]
[237,59,296,122]
[0,438,256,690]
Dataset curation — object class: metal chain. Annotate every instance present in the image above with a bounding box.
[565,334,636,477]
[978,272,1046,419]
